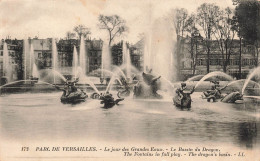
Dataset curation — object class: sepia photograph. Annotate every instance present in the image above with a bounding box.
[0,0,259,160]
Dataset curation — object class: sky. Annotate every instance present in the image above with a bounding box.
[0,0,234,43]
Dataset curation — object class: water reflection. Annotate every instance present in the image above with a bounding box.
[0,92,259,149]
[238,122,257,148]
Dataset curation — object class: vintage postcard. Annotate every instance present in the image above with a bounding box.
[0,0,259,160]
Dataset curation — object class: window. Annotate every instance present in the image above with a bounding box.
[234,59,239,65]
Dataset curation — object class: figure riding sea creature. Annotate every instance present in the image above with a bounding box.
[100,92,124,108]
[173,82,195,109]
[53,78,87,103]
[203,81,227,102]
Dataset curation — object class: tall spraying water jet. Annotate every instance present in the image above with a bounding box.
[3,42,12,81]
[144,18,177,81]
[73,45,79,78]
[123,41,131,79]
[79,38,87,76]
[52,38,58,83]
[101,41,111,78]
[143,31,152,72]
[29,44,39,78]
[23,39,30,80]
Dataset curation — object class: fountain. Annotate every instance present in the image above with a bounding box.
[122,41,131,79]
[143,17,177,81]
[38,69,66,84]
[101,41,111,78]
[186,75,204,82]
[79,38,87,76]
[52,38,58,84]
[29,44,39,78]
[143,28,151,73]
[129,16,177,99]
[73,45,79,78]
[2,42,12,82]
[23,39,30,80]
[112,66,127,80]
[195,71,233,89]
[242,66,260,95]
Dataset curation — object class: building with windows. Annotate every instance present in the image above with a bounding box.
[130,37,259,80]
[180,37,258,79]
[129,39,144,71]
[0,39,23,83]
[28,38,103,78]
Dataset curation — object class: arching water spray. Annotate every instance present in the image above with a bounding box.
[195,71,233,89]
[242,66,260,95]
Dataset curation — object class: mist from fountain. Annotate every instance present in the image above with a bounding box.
[79,38,87,76]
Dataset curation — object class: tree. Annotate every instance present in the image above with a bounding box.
[231,15,243,79]
[73,25,91,40]
[173,8,189,37]
[98,15,128,46]
[65,31,76,40]
[185,14,201,75]
[234,0,260,66]
[171,8,194,79]
[196,3,221,73]
[213,7,237,73]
